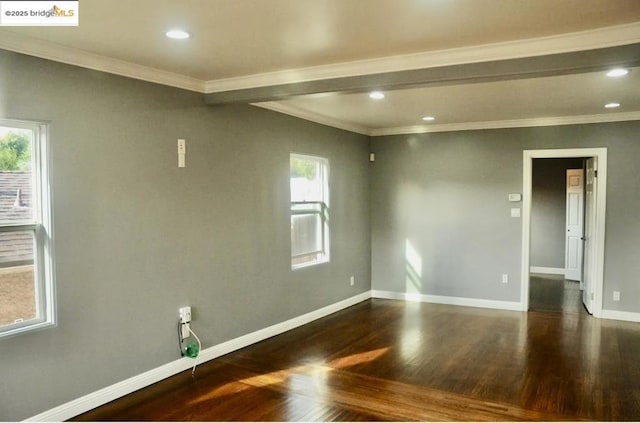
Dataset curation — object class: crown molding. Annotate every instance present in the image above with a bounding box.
[2,22,639,96]
[253,103,640,137]
[0,31,206,93]
[254,102,370,135]
[370,112,640,136]
[205,22,640,93]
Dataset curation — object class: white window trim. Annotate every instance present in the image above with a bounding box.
[0,118,56,339]
[290,153,330,270]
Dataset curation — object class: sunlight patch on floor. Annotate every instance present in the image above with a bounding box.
[329,347,390,369]
[188,347,392,406]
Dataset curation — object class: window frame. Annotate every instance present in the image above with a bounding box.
[0,118,55,339]
[290,153,330,270]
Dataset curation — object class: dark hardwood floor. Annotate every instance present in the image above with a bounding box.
[529,273,583,314]
[74,295,640,421]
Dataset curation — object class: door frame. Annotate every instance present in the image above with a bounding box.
[521,148,607,317]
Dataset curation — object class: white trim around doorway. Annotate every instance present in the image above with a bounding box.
[521,148,607,317]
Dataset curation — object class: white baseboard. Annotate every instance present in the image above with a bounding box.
[601,309,640,323]
[371,290,523,311]
[26,291,372,422]
[530,266,565,275]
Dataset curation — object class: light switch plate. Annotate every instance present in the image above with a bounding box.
[508,193,522,202]
[511,208,521,218]
[178,139,186,168]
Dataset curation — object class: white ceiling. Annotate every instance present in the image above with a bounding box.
[263,66,640,135]
[1,0,640,135]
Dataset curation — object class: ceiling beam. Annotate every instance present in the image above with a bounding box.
[204,44,640,105]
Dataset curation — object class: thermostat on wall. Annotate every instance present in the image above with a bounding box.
[508,193,522,202]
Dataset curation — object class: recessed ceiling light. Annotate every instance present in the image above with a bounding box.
[604,102,621,108]
[369,91,385,100]
[422,116,435,121]
[606,68,629,78]
[165,29,190,40]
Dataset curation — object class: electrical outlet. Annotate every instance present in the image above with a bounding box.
[613,291,620,301]
[179,306,192,323]
[350,276,355,286]
[501,274,508,284]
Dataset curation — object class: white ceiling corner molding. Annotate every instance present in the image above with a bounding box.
[254,102,370,135]
[205,22,640,93]
[370,112,640,137]
[0,31,206,93]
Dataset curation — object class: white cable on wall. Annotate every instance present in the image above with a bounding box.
[187,326,202,375]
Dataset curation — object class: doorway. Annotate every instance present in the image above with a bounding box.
[521,148,607,317]
[529,158,584,313]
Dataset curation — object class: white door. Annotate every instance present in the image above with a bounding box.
[582,158,596,314]
[565,169,584,281]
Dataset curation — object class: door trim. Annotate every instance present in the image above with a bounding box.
[521,148,607,317]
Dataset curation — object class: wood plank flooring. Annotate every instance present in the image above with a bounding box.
[529,273,583,313]
[74,295,640,421]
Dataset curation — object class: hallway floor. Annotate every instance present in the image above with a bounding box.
[529,273,585,314]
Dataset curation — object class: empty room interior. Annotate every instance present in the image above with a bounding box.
[2,1,640,421]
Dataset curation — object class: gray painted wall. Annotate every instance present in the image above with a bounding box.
[370,122,640,313]
[0,50,371,421]
[530,158,584,269]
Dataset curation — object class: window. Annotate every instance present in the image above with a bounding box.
[0,119,54,339]
[290,154,329,269]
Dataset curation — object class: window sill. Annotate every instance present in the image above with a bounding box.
[0,319,55,340]
[291,258,330,271]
